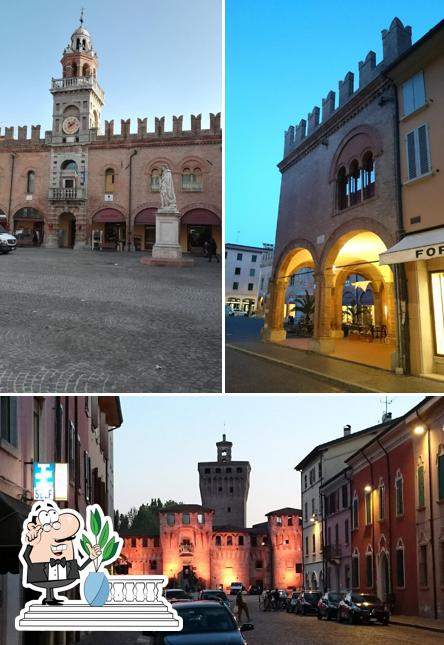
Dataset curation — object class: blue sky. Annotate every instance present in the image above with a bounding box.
[1,0,221,134]
[114,395,424,526]
[226,0,443,246]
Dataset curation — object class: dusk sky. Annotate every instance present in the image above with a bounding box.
[226,0,443,247]
[1,0,221,134]
[114,395,424,526]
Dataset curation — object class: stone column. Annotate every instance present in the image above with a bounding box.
[152,206,182,260]
[44,204,59,248]
[262,277,288,342]
[74,203,88,250]
[311,270,335,353]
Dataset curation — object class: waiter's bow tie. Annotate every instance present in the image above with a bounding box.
[50,557,67,567]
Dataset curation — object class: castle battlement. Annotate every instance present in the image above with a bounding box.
[0,113,221,147]
[283,17,412,157]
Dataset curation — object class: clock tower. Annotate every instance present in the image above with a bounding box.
[50,11,104,145]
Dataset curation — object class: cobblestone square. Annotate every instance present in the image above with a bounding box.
[0,249,221,392]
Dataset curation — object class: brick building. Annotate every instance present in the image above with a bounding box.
[0,395,122,645]
[121,437,303,592]
[0,17,221,255]
[264,17,414,372]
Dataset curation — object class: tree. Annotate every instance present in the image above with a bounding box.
[294,290,315,323]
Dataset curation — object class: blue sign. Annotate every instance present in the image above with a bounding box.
[33,463,55,501]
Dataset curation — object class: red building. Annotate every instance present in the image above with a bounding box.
[0,395,122,645]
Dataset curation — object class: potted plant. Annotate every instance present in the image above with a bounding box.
[80,505,122,607]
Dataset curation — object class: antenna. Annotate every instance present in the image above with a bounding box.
[80,8,84,25]
[380,396,393,423]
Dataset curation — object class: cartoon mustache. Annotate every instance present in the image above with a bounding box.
[54,534,76,543]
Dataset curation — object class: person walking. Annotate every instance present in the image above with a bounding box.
[236,590,250,622]
[208,237,219,263]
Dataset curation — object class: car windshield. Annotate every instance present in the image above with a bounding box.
[202,591,228,601]
[0,225,7,234]
[176,605,237,634]
[352,594,381,604]
[305,593,320,602]
[328,593,344,602]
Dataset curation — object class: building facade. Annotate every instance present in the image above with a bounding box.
[0,396,122,645]
[264,18,416,373]
[380,20,444,378]
[225,243,268,314]
[0,18,221,255]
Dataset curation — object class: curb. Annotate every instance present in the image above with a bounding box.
[390,618,444,634]
[226,344,380,393]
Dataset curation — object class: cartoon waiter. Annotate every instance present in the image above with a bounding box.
[21,501,101,605]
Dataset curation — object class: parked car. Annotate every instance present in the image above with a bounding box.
[317,592,345,620]
[198,589,232,611]
[248,584,262,595]
[338,592,389,625]
[286,591,299,613]
[165,589,192,603]
[151,600,254,644]
[0,226,16,254]
[296,591,322,615]
[229,582,244,595]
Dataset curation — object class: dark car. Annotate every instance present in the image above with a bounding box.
[296,591,322,615]
[152,600,254,644]
[248,584,262,595]
[338,592,390,625]
[317,592,345,620]
[165,589,192,603]
[198,589,232,611]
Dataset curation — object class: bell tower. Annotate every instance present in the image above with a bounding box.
[50,11,104,145]
[198,436,251,529]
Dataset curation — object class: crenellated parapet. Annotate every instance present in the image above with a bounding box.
[283,16,412,158]
[0,112,221,148]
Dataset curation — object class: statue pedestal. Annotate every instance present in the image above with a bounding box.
[152,207,182,260]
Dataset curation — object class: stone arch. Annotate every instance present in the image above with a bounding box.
[145,157,177,175]
[58,212,76,248]
[181,202,222,220]
[328,124,383,182]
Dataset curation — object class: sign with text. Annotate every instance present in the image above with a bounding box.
[33,463,68,501]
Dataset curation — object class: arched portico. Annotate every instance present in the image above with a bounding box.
[58,212,76,248]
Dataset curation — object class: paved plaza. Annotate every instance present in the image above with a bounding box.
[0,249,221,392]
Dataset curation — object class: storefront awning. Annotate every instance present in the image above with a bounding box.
[93,209,126,223]
[181,209,220,225]
[135,208,156,225]
[0,491,30,574]
[379,227,444,265]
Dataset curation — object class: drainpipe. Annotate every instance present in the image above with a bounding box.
[376,436,393,607]
[127,149,138,251]
[416,410,437,620]
[8,153,16,230]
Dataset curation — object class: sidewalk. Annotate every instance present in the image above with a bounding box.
[226,339,444,393]
[390,614,444,633]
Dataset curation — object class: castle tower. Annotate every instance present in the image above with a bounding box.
[50,11,104,145]
[198,436,251,529]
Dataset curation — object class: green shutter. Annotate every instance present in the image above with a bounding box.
[418,465,425,507]
[438,455,444,500]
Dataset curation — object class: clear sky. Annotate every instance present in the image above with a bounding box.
[114,395,424,527]
[226,0,443,246]
[1,0,221,134]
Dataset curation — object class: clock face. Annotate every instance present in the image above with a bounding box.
[62,117,80,135]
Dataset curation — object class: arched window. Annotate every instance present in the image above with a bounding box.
[364,488,372,525]
[311,571,318,590]
[72,62,78,77]
[150,168,160,192]
[378,479,385,520]
[362,151,375,199]
[82,63,90,77]
[181,166,203,191]
[182,513,190,525]
[337,166,347,210]
[352,548,360,588]
[215,535,222,547]
[348,159,361,206]
[365,545,373,588]
[352,491,359,530]
[417,458,425,508]
[396,539,405,588]
[166,513,175,526]
[197,513,204,525]
[61,160,77,172]
[105,168,115,193]
[395,470,404,516]
[238,536,244,546]
[227,536,233,546]
[26,171,35,194]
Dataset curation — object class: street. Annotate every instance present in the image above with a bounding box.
[0,248,221,392]
[77,595,444,644]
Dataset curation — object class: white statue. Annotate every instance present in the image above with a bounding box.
[159,166,176,208]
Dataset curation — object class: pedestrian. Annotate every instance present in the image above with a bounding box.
[203,239,210,257]
[208,237,219,263]
[236,590,250,622]
[273,588,280,611]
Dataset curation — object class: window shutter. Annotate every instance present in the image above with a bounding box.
[418,465,425,507]
[402,78,414,115]
[412,71,426,110]
[9,398,18,447]
[418,125,430,175]
[407,131,417,180]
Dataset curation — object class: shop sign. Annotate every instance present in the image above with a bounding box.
[33,463,68,501]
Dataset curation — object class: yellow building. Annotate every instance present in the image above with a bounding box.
[381,19,444,378]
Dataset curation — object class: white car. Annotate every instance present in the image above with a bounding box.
[229,582,244,595]
[0,226,16,254]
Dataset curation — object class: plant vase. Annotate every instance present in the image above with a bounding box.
[83,571,110,607]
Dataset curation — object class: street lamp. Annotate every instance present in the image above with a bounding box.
[364,484,372,493]
[414,425,425,435]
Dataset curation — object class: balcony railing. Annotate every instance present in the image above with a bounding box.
[16,575,182,631]
[49,187,85,201]
[324,544,342,560]
[51,75,104,101]
[179,542,194,556]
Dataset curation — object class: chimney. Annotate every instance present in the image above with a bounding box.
[382,412,392,423]
[343,425,351,437]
